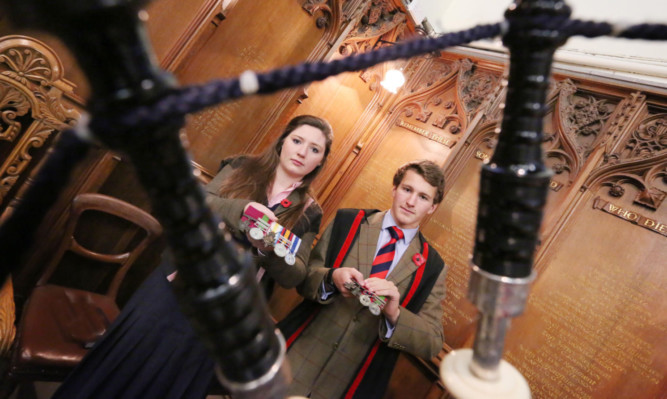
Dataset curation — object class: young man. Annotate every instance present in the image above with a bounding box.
[279,160,447,399]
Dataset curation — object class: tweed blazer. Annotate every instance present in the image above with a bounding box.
[287,211,447,399]
[204,161,322,289]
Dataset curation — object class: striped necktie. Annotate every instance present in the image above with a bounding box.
[369,226,404,279]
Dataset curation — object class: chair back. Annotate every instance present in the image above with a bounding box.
[36,193,163,300]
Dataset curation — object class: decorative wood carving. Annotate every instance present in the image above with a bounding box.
[586,110,667,211]
[360,66,383,91]
[557,80,615,148]
[296,87,309,104]
[338,0,406,56]
[302,0,358,37]
[621,114,666,160]
[408,57,454,94]
[604,92,646,154]
[386,58,464,145]
[633,161,666,210]
[0,84,30,142]
[0,35,79,212]
[546,79,617,184]
[303,0,335,29]
[456,58,501,121]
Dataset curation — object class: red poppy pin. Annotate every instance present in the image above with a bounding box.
[412,253,425,267]
[280,199,292,208]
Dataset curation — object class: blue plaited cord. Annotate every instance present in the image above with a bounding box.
[113,19,667,131]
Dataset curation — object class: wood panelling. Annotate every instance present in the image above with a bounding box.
[504,105,667,395]
[144,0,223,68]
[2,1,665,398]
[175,0,348,174]
[0,35,81,218]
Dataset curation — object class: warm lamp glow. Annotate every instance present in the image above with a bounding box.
[380,69,405,93]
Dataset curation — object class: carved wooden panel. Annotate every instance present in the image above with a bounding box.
[547,79,617,182]
[587,106,667,214]
[456,58,501,122]
[0,35,80,218]
[338,0,407,56]
[538,79,623,233]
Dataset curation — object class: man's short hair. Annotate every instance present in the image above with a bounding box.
[393,160,446,204]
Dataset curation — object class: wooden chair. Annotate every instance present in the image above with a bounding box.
[2,193,162,395]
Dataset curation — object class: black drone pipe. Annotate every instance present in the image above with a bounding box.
[466,0,570,382]
[0,0,286,396]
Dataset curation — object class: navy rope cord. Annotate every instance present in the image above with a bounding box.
[113,19,667,132]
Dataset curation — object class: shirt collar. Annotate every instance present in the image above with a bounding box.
[287,181,302,190]
[266,180,303,208]
[383,211,419,243]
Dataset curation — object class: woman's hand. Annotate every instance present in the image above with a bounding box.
[243,202,277,252]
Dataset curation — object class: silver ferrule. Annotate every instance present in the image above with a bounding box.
[467,264,535,381]
[215,329,290,399]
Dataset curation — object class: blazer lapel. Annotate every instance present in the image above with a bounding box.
[388,235,420,286]
[359,211,384,278]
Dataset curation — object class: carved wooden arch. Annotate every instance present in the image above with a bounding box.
[586,113,667,211]
[585,152,667,211]
[585,111,667,211]
[0,35,80,212]
[387,57,460,128]
[545,79,618,186]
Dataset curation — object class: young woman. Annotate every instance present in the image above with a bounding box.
[52,115,334,399]
[206,114,333,297]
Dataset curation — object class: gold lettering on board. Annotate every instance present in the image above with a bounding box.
[593,197,667,237]
[397,119,456,148]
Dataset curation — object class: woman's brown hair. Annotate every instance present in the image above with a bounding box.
[217,115,333,228]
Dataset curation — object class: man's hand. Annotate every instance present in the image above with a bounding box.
[364,277,401,325]
[244,202,277,252]
[332,267,365,297]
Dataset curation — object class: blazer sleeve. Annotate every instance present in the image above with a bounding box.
[296,220,335,303]
[379,265,446,359]
[255,202,322,288]
[204,164,251,233]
